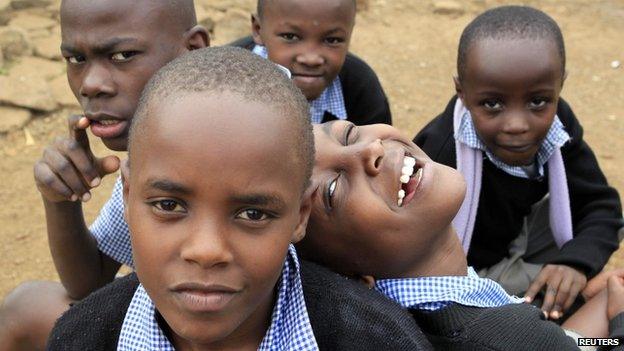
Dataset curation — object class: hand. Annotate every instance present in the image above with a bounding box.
[525,264,587,320]
[607,275,624,321]
[33,115,120,203]
[582,268,624,301]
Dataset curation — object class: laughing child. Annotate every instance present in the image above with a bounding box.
[0,1,208,350]
[298,120,624,350]
[231,0,392,125]
[414,5,623,320]
[47,47,430,351]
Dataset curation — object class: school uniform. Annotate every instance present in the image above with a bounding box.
[375,268,624,350]
[47,246,432,351]
[229,36,392,125]
[414,96,623,287]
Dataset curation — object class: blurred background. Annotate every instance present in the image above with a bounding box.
[0,0,622,299]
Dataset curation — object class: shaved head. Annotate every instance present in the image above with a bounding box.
[257,0,356,19]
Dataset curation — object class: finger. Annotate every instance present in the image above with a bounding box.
[541,275,564,316]
[59,138,101,188]
[42,147,90,200]
[563,281,584,312]
[525,270,550,302]
[68,115,91,152]
[551,276,573,319]
[34,162,76,202]
[95,155,120,178]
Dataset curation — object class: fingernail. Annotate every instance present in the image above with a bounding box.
[70,194,78,202]
[524,296,532,303]
[543,311,548,319]
[90,177,101,187]
[81,192,91,202]
[551,311,560,319]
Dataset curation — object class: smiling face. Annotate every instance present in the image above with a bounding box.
[123,92,310,349]
[252,0,355,101]
[297,122,466,279]
[456,38,565,166]
[60,0,206,151]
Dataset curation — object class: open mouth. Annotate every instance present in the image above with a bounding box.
[397,152,423,207]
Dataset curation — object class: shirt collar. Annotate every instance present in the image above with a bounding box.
[455,108,570,179]
[118,245,318,350]
[375,267,524,311]
[252,45,347,123]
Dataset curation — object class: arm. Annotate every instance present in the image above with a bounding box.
[340,53,392,125]
[34,115,121,299]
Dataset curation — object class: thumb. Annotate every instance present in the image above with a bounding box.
[96,155,121,177]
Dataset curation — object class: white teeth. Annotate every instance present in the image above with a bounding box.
[400,174,410,184]
[398,198,403,207]
[99,120,119,125]
[398,189,405,199]
[402,165,414,175]
[403,156,416,167]
[414,168,423,183]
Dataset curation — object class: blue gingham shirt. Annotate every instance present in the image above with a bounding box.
[456,110,570,179]
[118,245,319,350]
[90,176,134,266]
[375,267,524,311]
[252,45,347,124]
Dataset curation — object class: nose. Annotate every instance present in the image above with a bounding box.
[180,218,233,268]
[79,63,116,99]
[502,111,530,135]
[296,49,324,67]
[358,138,384,176]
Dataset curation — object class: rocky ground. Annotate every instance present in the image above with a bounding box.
[0,0,623,299]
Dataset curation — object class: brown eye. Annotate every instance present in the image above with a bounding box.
[152,199,185,213]
[237,209,272,221]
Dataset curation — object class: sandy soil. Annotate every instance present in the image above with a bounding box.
[1,0,623,299]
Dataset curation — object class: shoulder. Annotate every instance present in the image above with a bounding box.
[413,96,457,164]
[47,274,140,351]
[339,52,382,86]
[300,261,432,350]
[227,35,255,50]
[556,98,584,143]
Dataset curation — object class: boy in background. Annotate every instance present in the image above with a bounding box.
[415,6,623,320]
[0,1,208,349]
[232,0,392,125]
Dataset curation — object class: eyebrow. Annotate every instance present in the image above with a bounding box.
[60,37,139,55]
[145,179,192,195]
[231,194,287,208]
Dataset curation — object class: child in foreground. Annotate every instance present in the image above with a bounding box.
[298,120,624,350]
[0,0,208,350]
[231,0,392,125]
[47,47,430,351]
[415,5,623,320]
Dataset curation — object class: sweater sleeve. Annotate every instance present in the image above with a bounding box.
[547,99,623,278]
[339,53,392,125]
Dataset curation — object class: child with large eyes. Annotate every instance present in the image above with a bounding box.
[415,5,623,321]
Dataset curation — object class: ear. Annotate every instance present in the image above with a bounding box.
[184,25,210,51]
[291,185,314,244]
[357,275,376,289]
[453,76,465,101]
[251,14,264,46]
[121,159,131,222]
[561,70,568,87]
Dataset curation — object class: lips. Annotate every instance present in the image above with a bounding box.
[171,282,240,314]
[85,112,128,139]
[396,152,425,207]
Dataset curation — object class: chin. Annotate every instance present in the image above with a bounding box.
[102,136,128,152]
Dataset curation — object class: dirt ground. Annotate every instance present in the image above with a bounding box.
[1,0,623,300]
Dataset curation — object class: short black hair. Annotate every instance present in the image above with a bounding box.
[257,0,356,19]
[130,46,314,190]
[457,5,565,81]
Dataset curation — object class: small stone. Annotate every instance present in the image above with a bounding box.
[433,0,464,16]
[10,0,52,10]
[592,75,601,82]
[0,105,32,133]
[612,60,621,69]
[607,115,616,121]
[49,74,79,107]
[0,26,31,60]
[0,65,58,111]
[32,35,62,60]
[10,56,65,80]
[8,13,56,31]
[24,127,34,145]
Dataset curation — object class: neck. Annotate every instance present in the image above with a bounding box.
[405,225,468,278]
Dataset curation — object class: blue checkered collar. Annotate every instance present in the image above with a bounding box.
[117,245,319,350]
[455,108,570,179]
[252,45,347,124]
[375,267,524,311]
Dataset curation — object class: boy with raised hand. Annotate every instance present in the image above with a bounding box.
[0,1,208,349]
[47,47,430,351]
[231,0,392,125]
[415,5,623,321]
